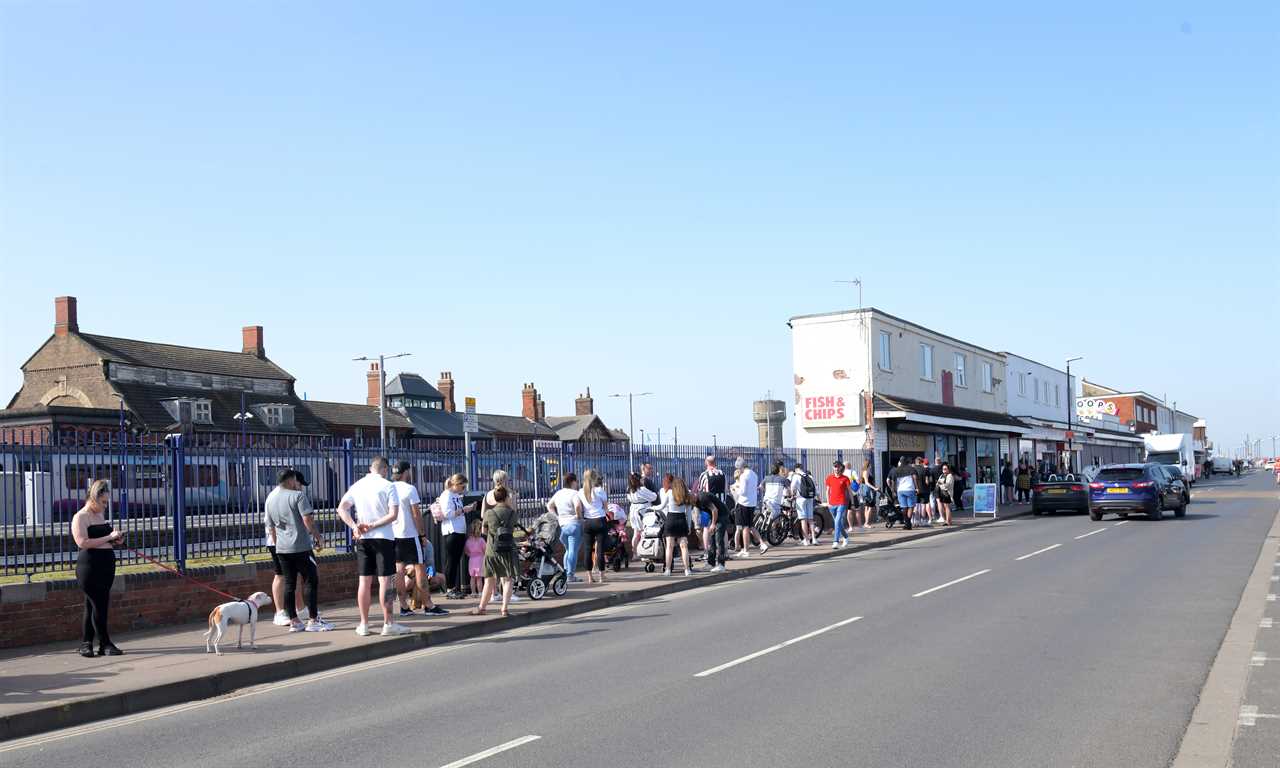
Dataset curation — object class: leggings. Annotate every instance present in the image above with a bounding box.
[75,548,115,647]
[277,550,318,620]
[582,517,608,572]
[443,533,467,591]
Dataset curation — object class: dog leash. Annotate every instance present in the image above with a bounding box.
[119,545,245,602]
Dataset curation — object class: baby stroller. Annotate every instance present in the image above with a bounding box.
[514,511,568,600]
[635,507,666,573]
[603,505,632,572]
[877,486,906,529]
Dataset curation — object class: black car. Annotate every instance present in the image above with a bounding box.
[1088,463,1187,521]
[1031,473,1090,515]
[1160,465,1193,505]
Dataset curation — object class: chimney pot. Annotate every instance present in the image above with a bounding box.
[54,296,79,337]
[241,325,265,358]
[366,362,382,407]
[437,371,456,413]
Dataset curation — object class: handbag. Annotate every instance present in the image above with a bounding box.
[430,501,445,522]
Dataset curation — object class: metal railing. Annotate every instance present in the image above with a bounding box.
[0,429,866,579]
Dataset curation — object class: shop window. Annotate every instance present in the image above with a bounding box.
[920,344,934,381]
[878,331,892,371]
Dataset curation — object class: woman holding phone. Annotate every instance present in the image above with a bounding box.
[72,479,124,657]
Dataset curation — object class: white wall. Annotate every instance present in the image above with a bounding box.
[1005,353,1075,423]
[868,314,1007,414]
[791,312,870,449]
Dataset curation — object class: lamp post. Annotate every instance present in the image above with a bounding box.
[610,392,652,474]
[353,353,412,449]
[233,393,255,514]
[110,393,129,520]
[1065,357,1082,473]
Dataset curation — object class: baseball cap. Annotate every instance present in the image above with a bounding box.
[277,468,309,486]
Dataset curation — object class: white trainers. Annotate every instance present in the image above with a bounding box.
[354,623,370,637]
[832,541,840,550]
[381,623,411,636]
[298,606,310,621]
[759,543,770,555]
[272,610,291,627]
[711,565,726,573]
[305,619,333,632]
[839,539,849,549]
[288,621,305,633]
[662,569,672,577]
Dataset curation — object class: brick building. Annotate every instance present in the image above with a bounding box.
[1,296,326,445]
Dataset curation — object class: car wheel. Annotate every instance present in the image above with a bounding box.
[1089,509,1103,521]
[1174,500,1187,518]
[1149,502,1163,521]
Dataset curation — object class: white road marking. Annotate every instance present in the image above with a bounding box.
[1268,594,1277,602]
[1251,653,1270,667]
[1015,544,1062,561]
[438,735,541,768]
[1272,575,1279,582]
[693,616,863,677]
[913,570,992,598]
[1239,705,1280,726]
[1262,618,1274,629]
[1113,520,1129,526]
[1075,529,1106,540]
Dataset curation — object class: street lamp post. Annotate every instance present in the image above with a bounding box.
[1065,357,1082,474]
[610,392,652,474]
[353,353,412,449]
[233,392,255,513]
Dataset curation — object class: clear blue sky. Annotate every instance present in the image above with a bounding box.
[1,3,1276,452]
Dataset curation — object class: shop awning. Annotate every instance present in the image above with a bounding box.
[872,395,1032,435]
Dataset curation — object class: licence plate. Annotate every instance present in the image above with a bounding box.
[1047,489,1067,495]
[1106,487,1130,494]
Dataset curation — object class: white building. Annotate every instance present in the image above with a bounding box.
[790,308,1028,484]
[1005,353,1142,472]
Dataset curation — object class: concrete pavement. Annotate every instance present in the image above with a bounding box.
[0,501,1026,741]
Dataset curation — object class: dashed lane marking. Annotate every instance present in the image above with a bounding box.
[1239,705,1280,726]
[693,616,863,677]
[438,735,542,768]
[913,569,992,598]
[1075,529,1106,540]
[1113,520,1129,526]
[1015,544,1062,561]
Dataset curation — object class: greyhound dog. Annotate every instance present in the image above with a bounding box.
[203,591,273,655]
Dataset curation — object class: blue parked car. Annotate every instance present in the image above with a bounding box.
[1087,463,1186,521]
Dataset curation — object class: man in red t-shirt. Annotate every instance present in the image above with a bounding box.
[825,462,853,550]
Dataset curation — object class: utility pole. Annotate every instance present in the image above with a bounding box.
[1065,357,1082,473]
[609,391,653,474]
[353,352,411,449]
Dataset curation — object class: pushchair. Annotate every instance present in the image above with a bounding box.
[514,511,568,600]
[877,486,906,529]
[635,507,666,573]
[603,505,632,572]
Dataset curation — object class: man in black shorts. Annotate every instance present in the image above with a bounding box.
[337,456,409,637]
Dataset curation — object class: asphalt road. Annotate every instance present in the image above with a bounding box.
[5,473,1276,768]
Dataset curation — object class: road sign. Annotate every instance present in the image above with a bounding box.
[1065,430,1074,440]
[463,397,478,434]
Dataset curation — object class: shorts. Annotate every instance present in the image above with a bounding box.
[664,513,690,538]
[897,490,917,509]
[861,486,877,506]
[795,497,815,520]
[266,545,284,575]
[356,538,397,577]
[395,537,423,565]
[734,505,756,527]
[468,558,484,579]
[937,491,953,504]
[699,510,712,528]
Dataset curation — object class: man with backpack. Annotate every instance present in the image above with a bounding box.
[789,462,818,546]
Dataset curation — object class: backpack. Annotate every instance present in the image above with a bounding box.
[494,511,515,554]
[798,472,816,499]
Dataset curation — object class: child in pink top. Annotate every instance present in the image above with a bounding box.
[464,519,486,596]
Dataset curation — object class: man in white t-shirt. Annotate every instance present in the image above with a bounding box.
[337,456,408,637]
[389,461,446,618]
[732,457,768,557]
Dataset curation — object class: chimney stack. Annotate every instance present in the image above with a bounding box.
[54,296,79,337]
[366,362,382,407]
[438,372,456,413]
[241,325,265,358]
[522,383,539,421]
[575,387,594,416]
[536,397,546,421]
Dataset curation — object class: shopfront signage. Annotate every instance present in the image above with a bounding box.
[1077,397,1117,421]
[800,393,861,428]
[888,432,928,452]
[973,483,998,517]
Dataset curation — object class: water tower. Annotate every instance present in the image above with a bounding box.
[753,399,787,450]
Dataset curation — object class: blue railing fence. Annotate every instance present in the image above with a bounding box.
[0,430,865,579]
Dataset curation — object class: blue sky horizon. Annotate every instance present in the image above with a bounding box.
[1,3,1276,452]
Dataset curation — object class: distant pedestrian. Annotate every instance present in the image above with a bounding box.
[337,456,409,636]
[390,461,428,618]
[626,472,658,551]
[580,469,610,584]
[1016,461,1032,503]
[640,462,660,496]
[761,461,789,524]
[936,463,955,526]
[889,457,918,531]
[1000,460,1014,504]
[435,473,472,599]
[732,457,768,557]
[265,469,331,633]
[929,455,945,524]
[912,457,931,527]
[547,473,584,583]
[697,455,728,548]
[696,490,730,570]
[465,520,486,597]
[826,461,853,549]
[789,462,818,545]
[72,479,124,657]
[859,459,877,528]
[656,475,696,576]
[842,463,860,534]
[473,487,518,617]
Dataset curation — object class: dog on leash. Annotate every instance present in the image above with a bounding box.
[203,591,273,655]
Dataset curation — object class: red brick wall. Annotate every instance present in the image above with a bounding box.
[0,555,358,650]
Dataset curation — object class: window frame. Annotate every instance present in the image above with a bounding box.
[192,399,212,425]
[920,343,934,381]
[982,361,994,393]
[954,353,967,387]
[878,331,892,371]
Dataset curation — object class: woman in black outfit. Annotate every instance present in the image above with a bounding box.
[72,479,124,657]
